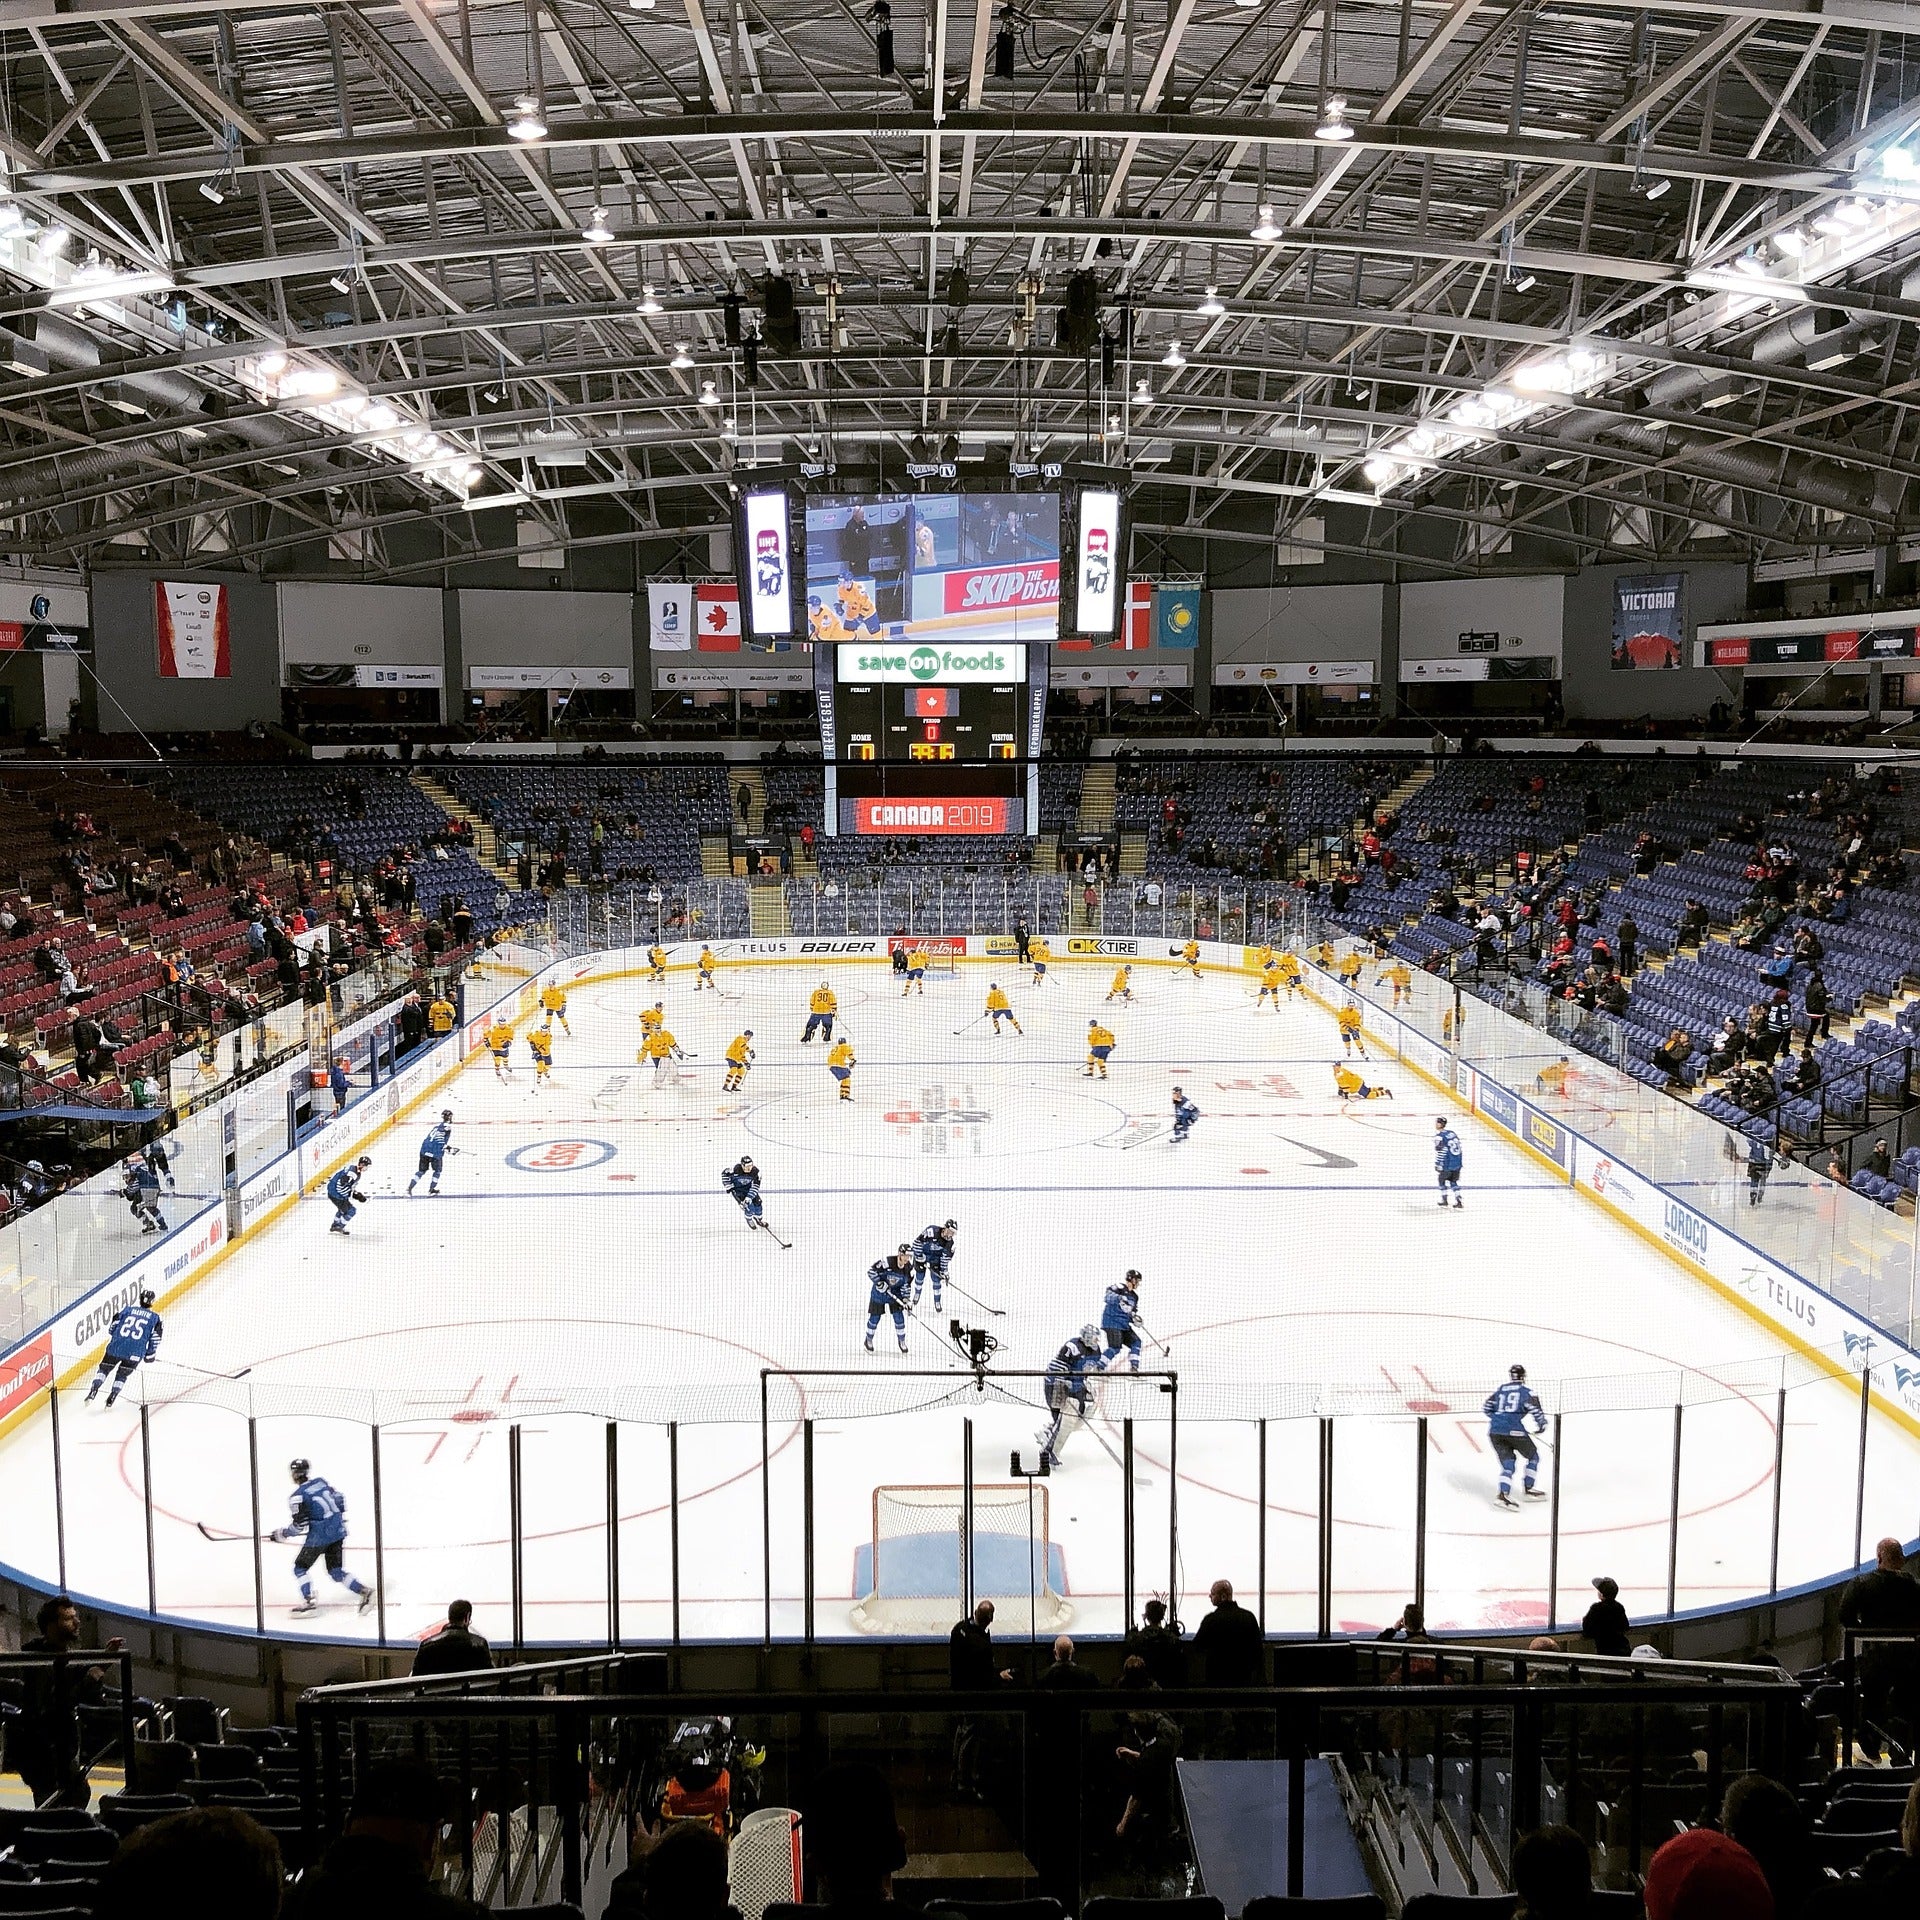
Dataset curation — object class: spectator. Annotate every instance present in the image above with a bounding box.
[1869,1138,1892,1180]
[803,1762,907,1911]
[1122,1598,1186,1688]
[1114,1698,1183,1848]
[329,1056,351,1117]
[1511,1823,1592,1919]
[948,1599,1012,1688]
[1190,1578,1263,1686]
[1642,1829,1773,1920]
[1037,1634,1101,1689]
[1583,1576,1631,1656]
[397,994,427,1058]
[1803,970,1831,1041]
[1653,1028,1693,1080]
[1838,1536,1920,1738]
[410,1599,492,1677]
[1818,1779,1920,1913]
[1720,1776,1819,1920]
[281,1758,488,1920]
[608,1816,730,1920]
[13,1592,127,1805]
[94,1807,283,1920]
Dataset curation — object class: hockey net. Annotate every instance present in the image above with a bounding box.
[923,941,960,977]
[850,1483,1071,1636]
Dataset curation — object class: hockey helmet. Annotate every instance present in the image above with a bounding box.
[1509,1364,1527,1382]
[739,1156,756,1171]
[944,1218,957,1230]
[897,1243,912,1255]
[1078,1324,1101,1350]
[289,1457,311,1481]
[1124,1269,1142,1285]
[139,1289,156,1308]
[356,1154,372,1168]
[441,1109,453,1122]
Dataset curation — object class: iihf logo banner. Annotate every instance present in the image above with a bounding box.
[647,582,691,653]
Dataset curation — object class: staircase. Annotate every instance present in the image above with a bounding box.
[700,836,733,878]
[1076,763,1117,835]
[1118,831,1148,875]
[1368,762,1434,831]
[1033,832,1058,875]
[749,881,790,934]
[411,772,517,881]
[734,765,767,833]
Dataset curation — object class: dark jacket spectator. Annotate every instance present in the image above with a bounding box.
[948,1600,1011,1688]
[803,1761,907,1910]
[1035,1635,1101,1689]
[410,1600,492,1677]
[1512,1823,1593,1919]
[13,1594,125,1806]
[1721,1775,1821,1920]
[1583,1577,1632,1656]
[1839,1538,1920,1632]
[94,1807,283,1920]
[1189,1579,1264,1686]
[1122,1599,1187,1688]
[281,1760,487,1920]
[605,1813,730,1920]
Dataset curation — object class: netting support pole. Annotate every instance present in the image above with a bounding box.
[1546,1413,1563,1633]
[1255,1419,1267,1636]
[48,1381,66,1593]
[669,1420,682,1648]
[759,1372,772,1649]
[139,1400,157,1617]
[1123,1418,1136,1632]
[1167,1373,1180,1627]
[370,1425,387,1647]
[1316,1417,1333,1640]
[249,1417,265,1639]
[1665,1403,1683,1619]
[1766,1390,1781,1597]
[1854,1367,1872,1575]
[508,1422,524,1655]
[803,1418,816,1651]
[1413,1417,1428,1619]
[605,1421,620,1649]
[962,1418,975,1618]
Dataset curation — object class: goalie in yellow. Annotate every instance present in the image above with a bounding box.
[486,1016,514,1080]
[1085,1020,1117,1079]
[1179,938,1202,978]
[827,1036,856,1100]
[539,981,572,1034]
[985,983,1022,1035]
[723,1030,755,1093]
[902,944,928,997]
[1334,1062,1392,1101]
[1377,958,1413,1007]
[640,1024,685,1076]
[696,945,719,991]
[1336,1003,1368,1059]
[1105,964,1134,1004]
[528,1021,554,1085]
[647,944,669,982]
[803,982,838,1043]
[1255,957,1284,1010]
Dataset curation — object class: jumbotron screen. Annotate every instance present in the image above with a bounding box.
[803,492,1061,645]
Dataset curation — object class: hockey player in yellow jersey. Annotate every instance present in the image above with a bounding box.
[1085,1020,1117,1078]
[836,576,877,636]
[1334,1062,1392,1101]
[724,1030,755,1093]
[697,945,719,991]
[539,982,572,1034]
[1179,938,1202,978]
[487,1017,514,1079]
[1028,937,1051,985]
[803,982,838,1043]
[1249,942,1275,974]
[902,945,928,996]
[1106,964,1134,1004]
[639,1001,665,1043]
[528,1022,554,1085]
[827,1036,856,1099]
[1336,949,1366,987]
[1535,1054,1572,1096]
[1276,950,1303,997]
[1336,1003,1368,1059]
[985,984,1022,1035]
[1256,958,1284,1009]
[647,944,669,982]
[1311,940,1337,970]
[808,596,851,643]
[1378,958,1413,1006]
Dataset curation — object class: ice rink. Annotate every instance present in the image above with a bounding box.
[3,950,1913,1649]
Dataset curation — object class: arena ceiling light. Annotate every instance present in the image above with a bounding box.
[1132,377,1152,407]
[1196,287,1225,317]
[1249,203,1280,242]
[506,95,547,142]
[1641,177,1672,202]
[698,380,720,407]
[671,342,695,369]
[582,206,613,247]
[1314,96,1355,142]
[1160,339,1186,369]
[636,284,663,315]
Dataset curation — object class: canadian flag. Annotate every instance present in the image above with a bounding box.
[1123,580,1154,650]
[695,582,741,651]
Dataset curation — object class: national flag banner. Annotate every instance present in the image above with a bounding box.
[648,581,692,652]
[1156,582,1200,649]
[695,582,741,651]
[1122,580,1154,650]
[155,581,231,678]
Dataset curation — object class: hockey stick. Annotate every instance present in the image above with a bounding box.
[761,1222,793,1251]
[942,1275,1006,1319]
[1087,1411,1156,1485]
[1135,1317,1172,1358]
[951,1013,989,1036]
[166,1360,256,1382]
[196,1521,270,1543]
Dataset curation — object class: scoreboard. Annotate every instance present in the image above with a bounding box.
[836,680,1021,762]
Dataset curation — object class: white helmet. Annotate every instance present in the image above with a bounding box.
[1078,1324,1101,1350]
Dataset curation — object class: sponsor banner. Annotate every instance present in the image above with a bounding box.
[0,585,88,653]
[1156,582,1200,650]
[1214,660,1372,686]
[1073,489,1121,636]
[1069,936,1138,957]
[238,1157,296,1230]
[838,641,1025,685]
[0,1335,51,1422]
[1403,658,1490,683]
[884,935,967,957]
[1702,628,1917,668]
[1048,662,1190,688]
[285,663,443,689]
[976,934,1020,957]
[940,562,1060,617]
[742,488,795,639]
[1475,1074,1519,1133]
[648,580,692,652]
[1520,1103,1569,1168]
[695,582,741,650]
[467,666,632,691]
[655,664,813,690]
[156,581,230,678]
[1612,572,1685,671]
[853,797,1009,835]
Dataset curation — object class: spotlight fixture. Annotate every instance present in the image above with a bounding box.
[670,342,695,369]
[1133,377,1152,406]
[256,351,290,378]
[328,271,352,294]
[1772,226,1810,258]
[1509,270,1537,292]
[1197,286,1225,317]
[1314,96,1355,141]
[1641,176,1671,202]
[637,283,663,315]
[630,0,656,8]
[1160,340,1186,370]
[506,94,547,142]
[583,206,613,246]
[1250,203,1280,242]
[198,179,226,206]
[994,5,1016,80]
[698,380,720,407]
[874,2,894,76]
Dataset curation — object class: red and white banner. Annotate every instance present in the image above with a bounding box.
[940,561,1060,617]
[695,582,741,651]
[0,1334,51,1422]
[156,580,231,678]
[854,797,1009,835]
[1124,580,1154,650]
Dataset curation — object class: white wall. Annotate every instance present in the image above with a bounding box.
[277,582,444,670]
[1401,576,1564,665]
[1210,583,1385,666]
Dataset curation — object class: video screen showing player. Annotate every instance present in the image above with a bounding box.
[804,491,1060,646]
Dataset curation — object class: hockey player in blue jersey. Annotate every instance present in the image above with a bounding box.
[142,1137,177,1193]
[723,1156,765,1231]
[911,1219,957,1309]
[1100,1269,1145,1372]
[864,1246,914,1354]
[1484,1364,1548,1509]
[121,1153,167,1234]
[1170,1088,1199,1145]
[327,1155,372,1234]
[85,1290,161,1408]
[407,1111,455,1196]
[1434,1118,1464,1207]
[272,1457,375,1615]
[1038,1325,1104,1468]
